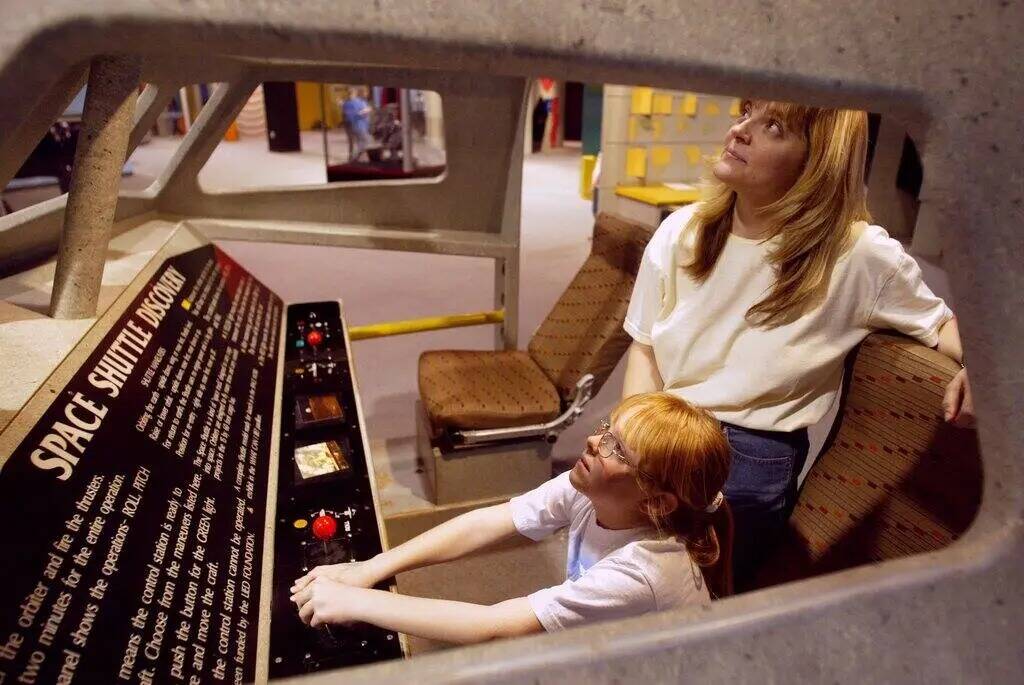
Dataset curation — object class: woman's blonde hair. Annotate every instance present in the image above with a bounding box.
[686,100,872,327]
[611,392,731,567]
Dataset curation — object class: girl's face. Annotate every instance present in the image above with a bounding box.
[568,415,649,517]
[712,100,808,203]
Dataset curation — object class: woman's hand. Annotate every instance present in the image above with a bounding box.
[292,577,365,628]
[943,367,975,428]
[291,558,383,596]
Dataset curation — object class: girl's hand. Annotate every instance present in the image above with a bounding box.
[290,558,383,595]
[292,577,363,627]
[943,367,975,428]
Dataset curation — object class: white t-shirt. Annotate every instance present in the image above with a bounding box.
[509,472,710,631]
[624,204,954,431]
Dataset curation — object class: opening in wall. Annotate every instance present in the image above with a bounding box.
[0,83,208,217]
[196,83,446,191]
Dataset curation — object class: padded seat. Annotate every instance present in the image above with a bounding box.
[418,350,561,430]
[418,213,654,434]
[754,332,982,588]
[527,214,646,397]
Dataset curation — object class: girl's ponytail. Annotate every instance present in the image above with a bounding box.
[659,506,718,566]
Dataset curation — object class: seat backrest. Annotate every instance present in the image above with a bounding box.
[755,332,982,587]
[527,212,655,400]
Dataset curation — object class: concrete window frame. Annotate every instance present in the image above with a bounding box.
[0,3,1019,683]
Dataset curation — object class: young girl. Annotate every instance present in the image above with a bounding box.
[290,392,731,644]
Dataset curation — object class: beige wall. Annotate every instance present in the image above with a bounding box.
[598,85,738,197]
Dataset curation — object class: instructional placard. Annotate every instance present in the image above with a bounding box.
[0,245,281,684]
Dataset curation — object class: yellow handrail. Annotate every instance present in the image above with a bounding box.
[348,309,505,341]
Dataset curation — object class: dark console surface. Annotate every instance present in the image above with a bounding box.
[269,301,402,678]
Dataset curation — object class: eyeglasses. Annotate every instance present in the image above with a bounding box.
[594,420,656,481]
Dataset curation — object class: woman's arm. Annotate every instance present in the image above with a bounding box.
[292,503,520,593]
[294,580,543,644]
[935,317,974,427]
[935,316,963,363]
[622,341,664,399]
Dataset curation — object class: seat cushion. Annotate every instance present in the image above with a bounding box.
[418,350,562,430]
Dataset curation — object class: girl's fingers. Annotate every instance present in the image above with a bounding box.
[290,585,311,607]
[297,597,315,625]
[292,564,332,592]
[290,574,310,593]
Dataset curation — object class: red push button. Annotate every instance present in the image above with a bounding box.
[311,514,337,541]
[306,330,323,346]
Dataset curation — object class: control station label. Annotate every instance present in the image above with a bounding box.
[0,245,282,684]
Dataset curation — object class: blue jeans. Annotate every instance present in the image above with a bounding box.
[722,423,809,591]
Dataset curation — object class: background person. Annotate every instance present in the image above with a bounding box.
[341,86,373,162]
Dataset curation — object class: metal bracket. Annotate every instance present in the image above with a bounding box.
[452,374,595,447]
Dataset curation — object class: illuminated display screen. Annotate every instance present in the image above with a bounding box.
[295,393,345,428]
[294,440,350,479]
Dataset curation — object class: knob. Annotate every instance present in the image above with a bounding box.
[311,512,337,541]
[306,330,324,346]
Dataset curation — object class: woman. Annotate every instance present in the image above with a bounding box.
[622,100,974,589]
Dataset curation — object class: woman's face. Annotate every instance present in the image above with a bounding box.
[712,100,809,204]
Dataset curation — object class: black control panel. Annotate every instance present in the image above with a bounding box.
[269,302,402,678]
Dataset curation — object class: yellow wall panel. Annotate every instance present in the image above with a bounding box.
[580,154,597,199]
[296,82,342,130]
[626,147,648,177]
[681,93,699,116]
[653,93,673,115]
[631,87,654,115]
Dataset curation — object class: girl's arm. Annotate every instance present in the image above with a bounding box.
[294,580,543,644]
[935,317,975,427]
[292,503,519,593]
[622,341,664,399]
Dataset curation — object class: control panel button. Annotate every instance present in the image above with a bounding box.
[306,330,324,346]
[311,512,337,541]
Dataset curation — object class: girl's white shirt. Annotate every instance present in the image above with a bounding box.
[511,472,709,631]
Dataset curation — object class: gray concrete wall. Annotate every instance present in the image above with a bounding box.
[0,2,1021,682]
